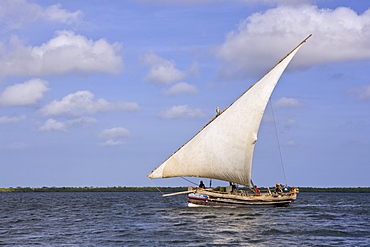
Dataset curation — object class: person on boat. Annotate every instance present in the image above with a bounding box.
[254,185,261,194]
[229,182,237,192]
[275,183,282,194]
[199,180,206,189]
[283,185,288,192]
[216,107,221,116]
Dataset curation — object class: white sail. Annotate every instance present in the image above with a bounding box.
[148,36,311,187]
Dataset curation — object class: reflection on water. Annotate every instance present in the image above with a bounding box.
[0,192,369,246]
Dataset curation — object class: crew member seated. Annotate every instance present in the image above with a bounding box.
[227,182,237,192]
[275,183,282,193]
[199,180,205,189]
[254,185,261,194]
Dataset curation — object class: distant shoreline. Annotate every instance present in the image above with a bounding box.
[1,186,370,193]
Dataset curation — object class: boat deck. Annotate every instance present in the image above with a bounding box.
[187,186,297,207]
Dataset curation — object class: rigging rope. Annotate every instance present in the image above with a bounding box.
[148,178,164,195]
[149,177,198,196]
[181,177,198,186]
[269,98,288,185]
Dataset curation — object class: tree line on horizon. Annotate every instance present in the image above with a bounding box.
[1,186,369,193]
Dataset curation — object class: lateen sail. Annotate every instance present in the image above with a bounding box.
[148,35,311,187]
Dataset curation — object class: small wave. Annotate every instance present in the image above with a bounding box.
[308,213,337,219]
[174,222,188,226]
[202,215,217,219]
[263,228,287,235]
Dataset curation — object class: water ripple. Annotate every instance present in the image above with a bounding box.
[0,192,369,246]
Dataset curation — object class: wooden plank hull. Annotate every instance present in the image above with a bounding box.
[187,190,297,207]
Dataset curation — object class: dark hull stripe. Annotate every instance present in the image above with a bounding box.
[188,198,292,207]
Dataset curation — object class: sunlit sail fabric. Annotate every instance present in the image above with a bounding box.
[148,36,310,187]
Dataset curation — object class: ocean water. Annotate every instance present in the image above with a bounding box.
[0,192,369,246]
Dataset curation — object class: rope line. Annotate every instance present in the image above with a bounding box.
[269,98,288,185]
[181,177,198,186]
[149,178,164,195]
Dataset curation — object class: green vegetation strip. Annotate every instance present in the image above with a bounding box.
[1,187,370,193]
[0,186,186,193]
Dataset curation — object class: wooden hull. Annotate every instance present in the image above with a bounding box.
[187,190,297,207]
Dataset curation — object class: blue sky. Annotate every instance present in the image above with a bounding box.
[0,0,369,188]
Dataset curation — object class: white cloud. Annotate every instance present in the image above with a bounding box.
[143,52,185,84]
[98,127,130,139]
[347,85,370,101]
[44,3,83,24]
[162,82,198,96]
[284,118,297,129]
[39,90,140,116]
[0,79,50,106]
[158,105,208,119]
[100,139,125,147]
[0,0,82,30]
[0,0,41,29]
[39,119,67,132]
[0,31,123,77]
[283,140,299,147]
[0,115,26,124]
[66,117,98,128]
[240,0,311,4]
[187,61,199,77]
[217,5,370,78]
[98,127,130,147]
[39,117,97,132]
[273,97,304,109]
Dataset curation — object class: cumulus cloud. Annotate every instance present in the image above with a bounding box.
[0,79,50,106]
[44,3,83,24]
[0,31,123,77]
[67,117,98,128]
[217,5,370,78]
[98,127,130,139]
[143,52,185,84]
[39,119,67,132]
[39,90,140,116]
[273,97,304,109]
[162,82,198,96]
[0,115,26,124]
[241,0,311,5]
[100,139,125,147]
[98,127,130,147]
[0,0,82,30]
[158,105,208,119]
[347,85,370,101]
[39,117,97,132]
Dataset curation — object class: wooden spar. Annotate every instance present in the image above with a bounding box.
[162,190,196,197]
[250,179,255,189]
[161,186,214,197]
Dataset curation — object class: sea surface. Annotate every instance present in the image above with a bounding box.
[0,192,369,246]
